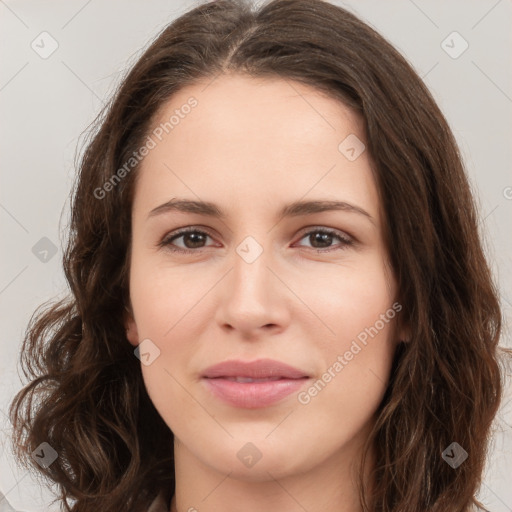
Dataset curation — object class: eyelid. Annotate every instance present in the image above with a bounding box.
[158,224,356,254]
[294,225,354,243]
[158,226,218,250]
[292,226,355,252]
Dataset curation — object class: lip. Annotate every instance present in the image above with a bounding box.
[201,358,310,409]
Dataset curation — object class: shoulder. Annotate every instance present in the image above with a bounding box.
[469,503,491,512]
[147,490,171,512]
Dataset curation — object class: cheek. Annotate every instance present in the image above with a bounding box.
[128,255,212,426]
[128,254,209,339]
[290,251,395,344]
[295,255,397,423]
[296,317,396,457]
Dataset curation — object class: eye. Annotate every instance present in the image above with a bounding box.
[159,227,216,253]
[158,226,354,254]
[293,227,354,252]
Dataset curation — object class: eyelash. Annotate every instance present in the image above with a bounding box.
[158,226,355,254]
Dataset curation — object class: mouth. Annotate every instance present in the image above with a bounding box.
[201,358,309,380]
[201,359,310,408]
[215,376,293,383]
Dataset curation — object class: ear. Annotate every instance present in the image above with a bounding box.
[390,294,411,344]
[398,324,411,344]
[396,312,411,344]
[124,305,140,347]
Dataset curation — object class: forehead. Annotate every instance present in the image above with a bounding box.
[150,73,363,152]
[134,73,380,223]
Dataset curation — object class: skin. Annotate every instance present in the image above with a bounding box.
[125,73,408,512]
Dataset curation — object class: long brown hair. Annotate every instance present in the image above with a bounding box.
[9,0,510,510]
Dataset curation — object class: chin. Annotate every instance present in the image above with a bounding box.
[200,438,312,480]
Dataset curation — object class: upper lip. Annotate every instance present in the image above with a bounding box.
[202,358,309,379]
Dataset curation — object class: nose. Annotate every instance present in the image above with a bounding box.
[214,244,290,339]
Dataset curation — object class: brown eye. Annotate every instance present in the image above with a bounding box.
[295,228,354,252]
[159,227,354,255]
[160,229,215,253]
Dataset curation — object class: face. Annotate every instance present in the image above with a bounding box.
[125,73,405,481]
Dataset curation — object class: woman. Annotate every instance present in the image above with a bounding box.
[9,0,510,511]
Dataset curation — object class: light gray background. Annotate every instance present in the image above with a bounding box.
[1,0,511,510]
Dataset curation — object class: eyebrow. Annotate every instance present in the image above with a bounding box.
[147,198,375,225]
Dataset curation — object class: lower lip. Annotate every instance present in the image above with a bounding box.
[202,377,309,408]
